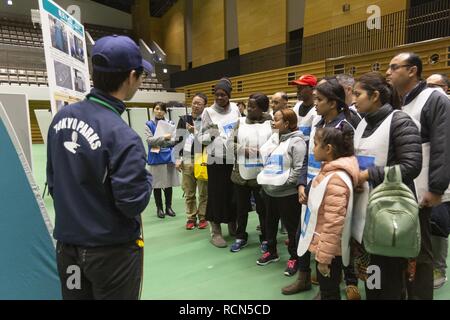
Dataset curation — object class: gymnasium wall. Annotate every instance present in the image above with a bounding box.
[236,0,287,54]
[161,0,186,70]
[192,0,225,68]
[303,0,407,37]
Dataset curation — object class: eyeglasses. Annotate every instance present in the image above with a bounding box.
[388,64,412,71]
[192,102,205,107]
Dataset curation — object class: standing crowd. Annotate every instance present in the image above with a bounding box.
[47,35,450,300]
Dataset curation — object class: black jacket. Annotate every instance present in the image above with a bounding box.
[174,114,203,160]
[403,81,450,195]
[363,104,422,190]
[47,88,153,247]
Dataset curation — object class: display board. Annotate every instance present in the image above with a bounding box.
[39,0,90,115]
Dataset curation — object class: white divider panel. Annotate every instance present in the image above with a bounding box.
[34,109,53,146]
[128,108,150,152]
[168,107,191,128]
[0,93,33,171]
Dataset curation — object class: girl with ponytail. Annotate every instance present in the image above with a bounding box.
[285,78,362,298]
[296,126,360,300]
[352,71,422,299]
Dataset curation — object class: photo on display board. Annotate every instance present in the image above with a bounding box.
[54,60,73,90]
[70,34,85,62]
[73,68,86,93]
[49,15,69,55]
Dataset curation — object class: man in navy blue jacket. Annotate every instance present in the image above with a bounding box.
[47,35,153,300]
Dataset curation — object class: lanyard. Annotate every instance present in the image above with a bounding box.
[88,96,121,116]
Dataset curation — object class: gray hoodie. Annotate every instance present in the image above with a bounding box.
[262,130,307,197]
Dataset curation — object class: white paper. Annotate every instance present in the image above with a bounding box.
[154,120,176,139]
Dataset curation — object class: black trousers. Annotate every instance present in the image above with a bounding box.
[317,256,343,300]
[154,187,173,208]
[365,254,407,300]
[56,241,143,300]
[263,191,301,259]
[234,184,266,242]
[205,164,237,224]
[407,206,434,300]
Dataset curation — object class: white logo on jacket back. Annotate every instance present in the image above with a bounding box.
[53,117,102,151]
[64,131,81,154]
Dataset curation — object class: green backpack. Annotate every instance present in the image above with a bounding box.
[363,165,421,258]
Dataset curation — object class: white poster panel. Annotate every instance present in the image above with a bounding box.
[0,93,33,171]
[38,0,90,115]
[34,109,53,145]
[128,108,150,153]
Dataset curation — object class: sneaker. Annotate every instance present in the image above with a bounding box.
[260,241,269,254]
[434,269,448,289]
[197,220,208,229]
[257,252,280,266]
[186,220,196,230]
[284,259,298,276]
[345,285,361,300]
[230,239,248,252]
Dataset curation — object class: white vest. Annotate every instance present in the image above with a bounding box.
[257,133,292,186]
[237,118,273,180]
[352,111,396,243]
[402,88,450,204]
[297,171,354,266]
[294,101,317,141]
[205,105,240,160]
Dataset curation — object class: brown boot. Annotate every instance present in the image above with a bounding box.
[281,271,312,295]
[210,223,227,248]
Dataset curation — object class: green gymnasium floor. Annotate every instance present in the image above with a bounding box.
[32,144,450,300]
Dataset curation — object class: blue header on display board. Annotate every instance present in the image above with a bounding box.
[43,0,84,37]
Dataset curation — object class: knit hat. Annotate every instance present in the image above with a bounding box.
[214,78,232,97]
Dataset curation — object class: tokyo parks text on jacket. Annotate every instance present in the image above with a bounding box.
[47,88,153,247]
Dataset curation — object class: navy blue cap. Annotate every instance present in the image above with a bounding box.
[92,35,153,74]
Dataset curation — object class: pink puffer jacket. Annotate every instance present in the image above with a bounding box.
[308,156,359,265]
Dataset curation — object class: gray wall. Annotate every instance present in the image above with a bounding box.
[225,0,239,51]
[287,0,305,32]
[0,0,132,29]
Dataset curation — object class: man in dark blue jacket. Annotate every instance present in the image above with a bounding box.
[387,52,450,300]
[47,35,153,300]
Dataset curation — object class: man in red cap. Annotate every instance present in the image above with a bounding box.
[289,74,318,142]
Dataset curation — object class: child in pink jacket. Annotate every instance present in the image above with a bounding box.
[302,126,359,300]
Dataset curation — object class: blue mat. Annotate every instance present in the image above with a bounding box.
[0,103,60,299]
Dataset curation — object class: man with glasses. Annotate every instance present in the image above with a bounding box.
[175,93,209,230]
[387,52,450,300]
[426,74,449,94]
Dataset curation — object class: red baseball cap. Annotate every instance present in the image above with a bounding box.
[289,74,317,87]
